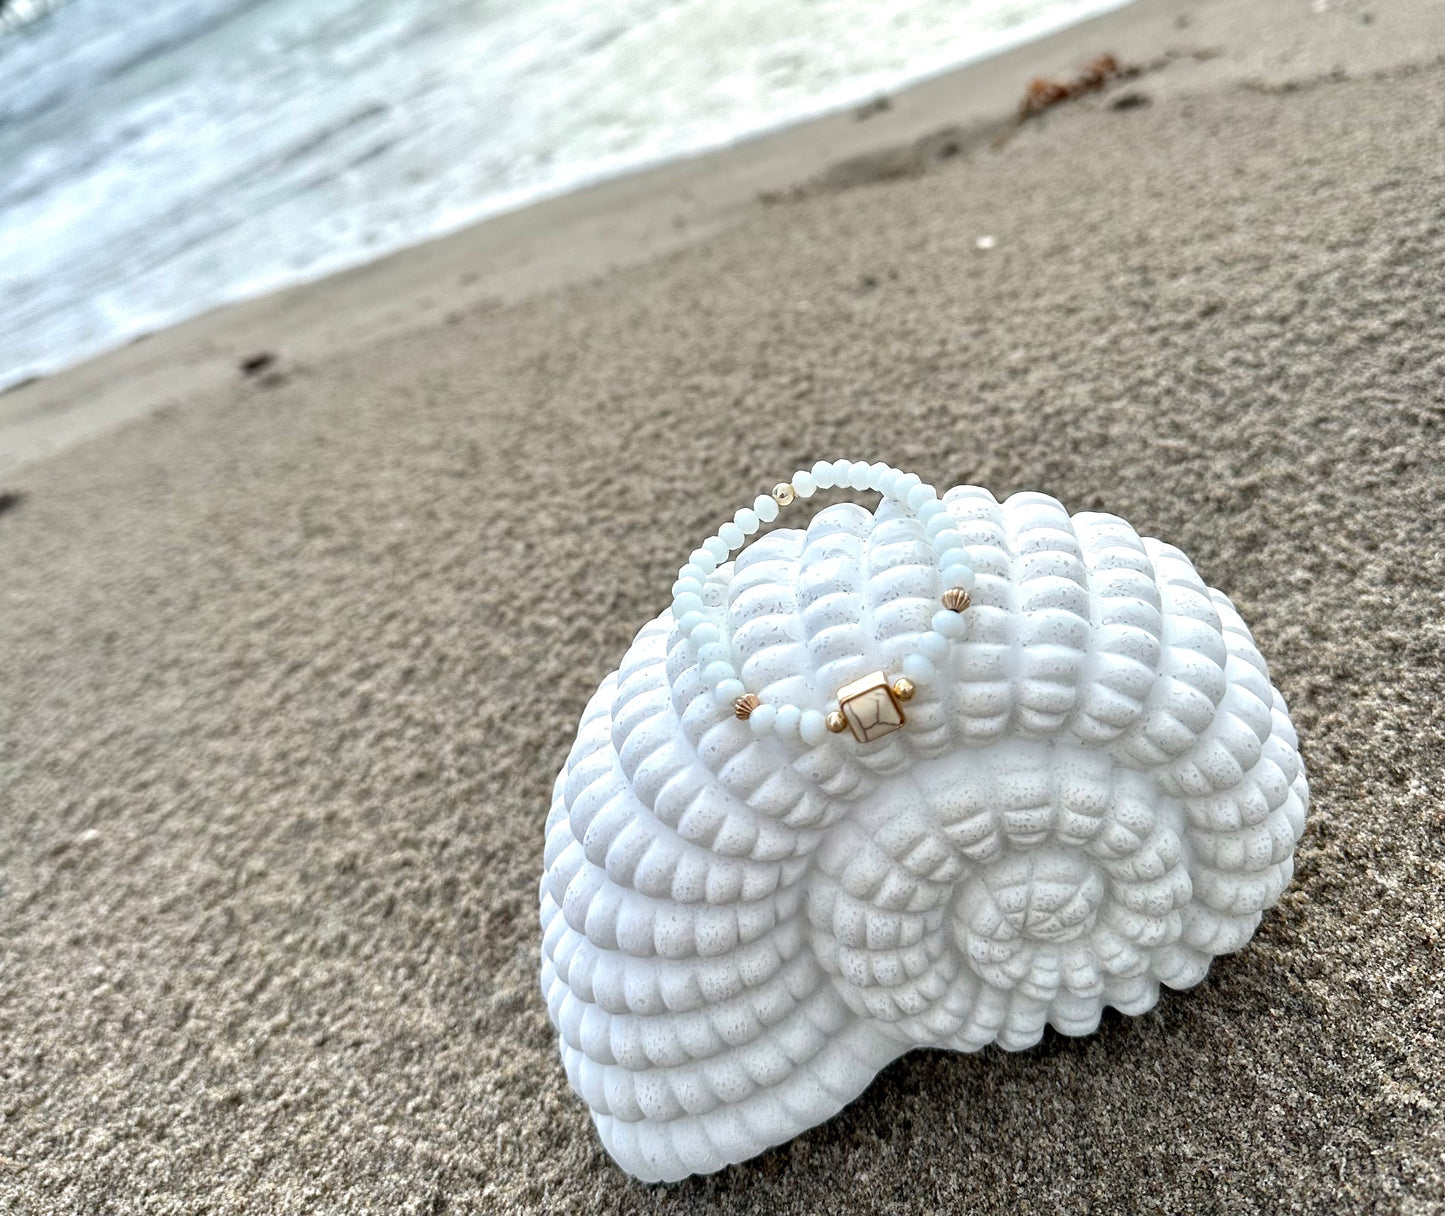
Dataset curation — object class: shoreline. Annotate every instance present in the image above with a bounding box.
[0,0,1142,399]
[3,0,1433,482]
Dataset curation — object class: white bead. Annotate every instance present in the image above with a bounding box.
[932,609,968,639]
[917,631,949,661]
[703,535,729,563]
[792,471,817,498]
[673,591,703,617]
[943,563,977,594]
[689,548,717,573]
[906,484,935,511]
[678,610,709,635]
[800,710,828,746]
[931,530,966,554]
[702,661,735,687]
[715,678,746,706]
[868,462,890,489]
[748,703,777,735]
[754,494,779,523]
[902,653,936,684]
[848,461,870,490]
[672,577,703,599]
[811,460,836,489]
[774,705,802,737]
[924,510,953,535]
[877,468,900,497]
[830,459,852,484]
[940,549,972,571]
[719,522,745,549]
[697,641,730,667]
[734,507,760,534]
[893,472,921,501]
[937,552,969,578]
[691,622,721,646]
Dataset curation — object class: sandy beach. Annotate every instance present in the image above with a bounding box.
[1,0,1441,1211]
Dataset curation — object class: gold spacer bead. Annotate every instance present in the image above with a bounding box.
[772,482,796,507]
[942,587,971,613]
[733,693,761,720]
[891,677,916,702]
[825,709,849,734]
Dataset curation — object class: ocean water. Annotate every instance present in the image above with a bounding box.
[0,0,1131,389]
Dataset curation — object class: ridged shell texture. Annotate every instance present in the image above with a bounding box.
[540,486,1307,1181]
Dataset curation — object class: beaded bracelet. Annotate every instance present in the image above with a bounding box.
[671,459,975,745]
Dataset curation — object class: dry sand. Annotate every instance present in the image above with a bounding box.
[1,0,1442,1212]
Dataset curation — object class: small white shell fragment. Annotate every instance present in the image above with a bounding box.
[540,485,1308,1181]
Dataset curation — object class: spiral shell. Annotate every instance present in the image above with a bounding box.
[539,486,1308,1181]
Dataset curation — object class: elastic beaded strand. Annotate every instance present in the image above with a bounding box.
[671,462,974,743]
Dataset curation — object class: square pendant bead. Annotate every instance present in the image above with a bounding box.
[835,670,906,743]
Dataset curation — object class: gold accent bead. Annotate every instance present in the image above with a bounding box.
[891,677,916,702]
[771,482,796,507]
[825,709,849,734]
[733,693,761,720]
[942,587,971,612]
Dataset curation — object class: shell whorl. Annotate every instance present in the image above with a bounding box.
[540,486,1307,1182]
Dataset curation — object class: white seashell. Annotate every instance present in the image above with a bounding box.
[539,485,1308,1181]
